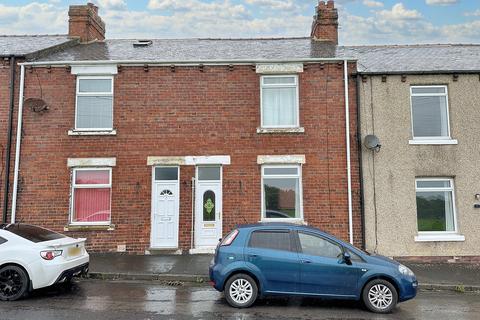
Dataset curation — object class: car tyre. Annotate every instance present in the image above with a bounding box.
[224,273,258,308]
[362,279,398,313]
[0,265,29,301]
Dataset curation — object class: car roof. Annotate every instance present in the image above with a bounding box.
[236,222,326,233]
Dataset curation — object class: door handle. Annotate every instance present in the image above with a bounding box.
[301,259,312,264]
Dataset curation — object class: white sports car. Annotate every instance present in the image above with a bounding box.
[0,223,89,301]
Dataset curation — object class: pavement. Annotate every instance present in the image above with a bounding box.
[2,280,479,320]
[88,253,480,292]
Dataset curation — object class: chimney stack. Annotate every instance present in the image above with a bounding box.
[311,0,338,44]
[68,3,105,43]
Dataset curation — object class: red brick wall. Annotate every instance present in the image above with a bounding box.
[0,58,21,223]
[311,1,339,44]
[13,62,362,253]
[68,3,105,42]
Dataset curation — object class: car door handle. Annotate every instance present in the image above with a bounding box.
[301,259,312,264]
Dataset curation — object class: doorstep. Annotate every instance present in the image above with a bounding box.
[189,248,216,254]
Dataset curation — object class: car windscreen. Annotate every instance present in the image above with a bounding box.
[5,224,66,243]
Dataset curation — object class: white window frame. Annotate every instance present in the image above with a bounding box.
[70,167,112,226]
[409,85,454,144]
[75,75,114,131]
[260,75,300,129]
[414,177,464,242]
[261,164,303,222]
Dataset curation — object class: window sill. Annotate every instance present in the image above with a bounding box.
[68,129,117,136]
[409,139,458,145]
[64,224,115,232]
[414,234,465,242]
[260,218,306,225]
[257,127,305,134]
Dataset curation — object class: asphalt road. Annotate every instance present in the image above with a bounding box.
[0,280,479,320]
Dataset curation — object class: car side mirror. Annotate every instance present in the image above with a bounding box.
[343,251,352,265]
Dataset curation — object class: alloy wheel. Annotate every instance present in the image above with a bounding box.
[368,284,393,310]
[0,268,24,299]
[229,278,253,304]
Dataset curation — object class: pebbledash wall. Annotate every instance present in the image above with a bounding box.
[13,62,362,253]
[360,74,480,262]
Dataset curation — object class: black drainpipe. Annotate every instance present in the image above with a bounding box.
[2,55,16,223]
[356,74,366,250]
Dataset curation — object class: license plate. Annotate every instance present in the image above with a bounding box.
[68,247,81,257]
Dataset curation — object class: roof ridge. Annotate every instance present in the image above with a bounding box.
[0,34,68,38]
[340,43,480,48]
[105,36,311,41]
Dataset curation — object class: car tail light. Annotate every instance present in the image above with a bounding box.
[221,229,239,246]
[40,250,63,260]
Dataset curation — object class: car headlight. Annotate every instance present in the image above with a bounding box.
[398,264,415,277]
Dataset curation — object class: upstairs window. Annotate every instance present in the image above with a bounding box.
[261,75,299,128]
[75,76,114,131]
[71,168,112,225]
[410,86,450,140]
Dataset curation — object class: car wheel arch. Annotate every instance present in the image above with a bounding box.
[223,270,262,294]
[0,262,32,291]
[361,275,400,299]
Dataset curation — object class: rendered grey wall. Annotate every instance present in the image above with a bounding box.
[360,74,480,257]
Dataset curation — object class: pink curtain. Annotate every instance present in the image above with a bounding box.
[73,188,111,222]
[76,170,109,184]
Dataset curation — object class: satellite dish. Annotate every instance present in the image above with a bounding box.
[24,98,49,113]
[364,134,381,151]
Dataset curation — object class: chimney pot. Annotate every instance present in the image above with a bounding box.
[68,3,105,43]
[311,0,338,44]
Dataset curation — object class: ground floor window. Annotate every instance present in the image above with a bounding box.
[415,178,457,232]
[71,168,112,224]
[262,165,302,220]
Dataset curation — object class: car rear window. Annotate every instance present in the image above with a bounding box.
[5,224,65,243]
[248,230,292,252]
[0,236,7,245]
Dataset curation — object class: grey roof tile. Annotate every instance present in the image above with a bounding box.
[21,36,480,74]
[33,38,338,62]
[338,44,480,74]
[0,35,72,57]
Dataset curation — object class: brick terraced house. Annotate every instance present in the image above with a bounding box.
[3,1,363,253]
[0,35,77,226]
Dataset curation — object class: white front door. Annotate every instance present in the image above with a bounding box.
[195,166,222,249]
[151,167,180,249]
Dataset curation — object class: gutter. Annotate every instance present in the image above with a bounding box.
[344,60,354,245]
[2,56,16,223]
[356,75,366,250]
[19,57,357,67]
[11,64,25,223]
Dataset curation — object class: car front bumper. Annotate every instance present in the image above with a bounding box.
[399,277,418,302]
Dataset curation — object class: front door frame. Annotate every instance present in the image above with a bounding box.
[194,165,223,250]
[150,166,180,249]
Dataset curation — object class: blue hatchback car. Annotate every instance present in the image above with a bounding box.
[209,223,417,313]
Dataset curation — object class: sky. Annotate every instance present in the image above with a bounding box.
[0,0,479,45]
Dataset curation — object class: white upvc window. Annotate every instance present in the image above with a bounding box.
[260,75,299,128]
[75,76,114,131]
[415,178,464,242]
[70,168,112,225]
[410,85,452,142]
[261,165,303,221]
